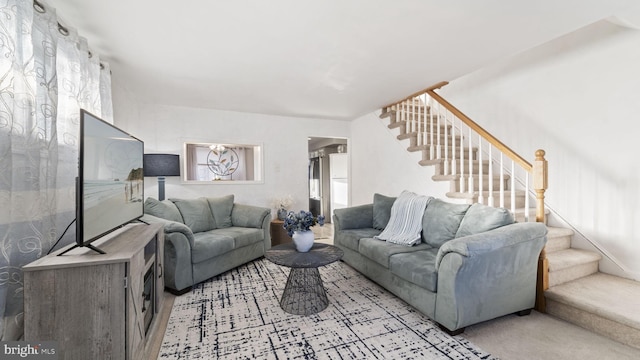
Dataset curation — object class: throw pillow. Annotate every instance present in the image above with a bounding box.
[207,194,234,228]
[144,197,184,223]
[170,198,216,233]
[422,199,470,247]
[372,193,396,230]
[455,203,515,238]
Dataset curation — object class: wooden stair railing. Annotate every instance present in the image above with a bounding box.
[382,82,549,312]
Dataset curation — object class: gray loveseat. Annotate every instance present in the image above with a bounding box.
[142,195,271,294]
[333,193,547,334]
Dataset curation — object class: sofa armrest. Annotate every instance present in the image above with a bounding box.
[435,222,547,270]
[231,203,272,251]
[141,214,195,292]
[141,214,195,247]
[333,204,374,230]
[231,204,270,228]
[434,222,547,331]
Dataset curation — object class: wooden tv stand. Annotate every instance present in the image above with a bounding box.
[23,223,165,360]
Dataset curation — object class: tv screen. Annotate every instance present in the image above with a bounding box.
[76,109,144,251]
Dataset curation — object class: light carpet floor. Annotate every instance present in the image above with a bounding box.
[158,258,495,359]
[464,310,640,360]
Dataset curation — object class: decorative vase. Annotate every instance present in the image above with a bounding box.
[277,208,288,221]
[292,230,314,252]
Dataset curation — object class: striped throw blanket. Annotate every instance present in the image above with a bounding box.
[374,190,431,246]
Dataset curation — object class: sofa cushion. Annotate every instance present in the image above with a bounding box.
[170,198,215,233]
[359,237,433,268]
[422,199,470,247]
[208,227,264,248]
[144,197,183,223]
[389,248,439,292]
[455,203,515,238]
[231,204,270,228]
[334,228,381,252]
[191,232,235,263]
[207,195,234,229]
[334,204,374,230]
[372,193,396,230]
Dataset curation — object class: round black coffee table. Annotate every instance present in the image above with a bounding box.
[265,243,343,315]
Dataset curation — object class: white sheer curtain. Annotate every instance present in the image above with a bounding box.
[231,147,247,180]
[0,0,112,340]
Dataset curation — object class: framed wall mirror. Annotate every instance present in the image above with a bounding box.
[183,142,263,183]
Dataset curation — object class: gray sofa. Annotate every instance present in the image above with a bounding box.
[142,195,271,294]
[333,193,547,334]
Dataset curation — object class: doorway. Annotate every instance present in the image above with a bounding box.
[308,137,349,224]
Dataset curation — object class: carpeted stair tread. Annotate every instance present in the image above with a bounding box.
[446,190,526,199]
[398,128,454,140]
[545,227,574,253]
[547,248,601,272]
[432,174,510,181]
[545,273,640,331]
[446,191,527,208]
[546,226,574,239]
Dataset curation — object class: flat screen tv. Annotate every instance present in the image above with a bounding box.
[61,109,144,255]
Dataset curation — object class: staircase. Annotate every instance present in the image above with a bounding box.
[380,98,640,350]
[544,234,640,349]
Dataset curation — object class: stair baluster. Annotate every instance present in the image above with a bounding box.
[477,135,484,204]
[488,145,494,207]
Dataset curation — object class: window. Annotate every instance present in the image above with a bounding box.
[183,142,263,183]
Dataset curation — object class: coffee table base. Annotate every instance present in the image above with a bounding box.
[280,267,328,315]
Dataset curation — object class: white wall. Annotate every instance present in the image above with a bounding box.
[349,112,450,205]
[439,19,640,280]
[110,90,350,215]
[112,70,451,217]
[109,18,640,280]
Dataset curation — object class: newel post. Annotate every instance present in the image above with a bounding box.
[533,149,548,312]
[533,149,548,223]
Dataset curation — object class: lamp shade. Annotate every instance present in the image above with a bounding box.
[143,154,180,177]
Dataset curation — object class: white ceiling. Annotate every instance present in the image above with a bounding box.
[47,0,637,120]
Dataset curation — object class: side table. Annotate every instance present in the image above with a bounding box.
[270,220,292,246]
[265,243,343,315]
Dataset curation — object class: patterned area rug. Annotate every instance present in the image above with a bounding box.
[159,259,496,359]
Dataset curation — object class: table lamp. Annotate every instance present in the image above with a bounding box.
[143,154,180,200]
